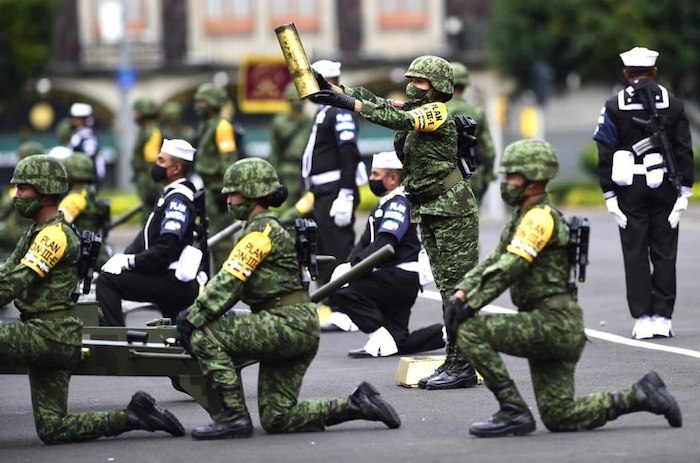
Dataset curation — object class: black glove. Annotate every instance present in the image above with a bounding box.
[312,68,332,91]
[308,90,356,111]
[175,309,196,356]
[443,295,474,340]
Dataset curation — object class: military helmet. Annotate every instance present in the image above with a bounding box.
[222,158,282,198]
[195,83,227,109]
[133,98,159,117]
[17,141,45,160]
[451,62,471,88]
[404,55,454,94]
[161,101,183,118]
[498,139,559,181]
[10,154,68,195]
[62,152,95,182]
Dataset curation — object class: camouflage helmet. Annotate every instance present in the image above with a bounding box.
[161,101,183,119]
[17,141,45,160]
[195,83,227,109]
[222,158,282,198]
[62,152,95,182]
[451,62,471,88]
[498,139,559,181]
[133,98,159,117]
[404,55,454,94]
[10,154,68,195]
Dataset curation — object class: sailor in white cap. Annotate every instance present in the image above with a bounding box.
[323,151,446,358]
[300,59,362,284]
[68,102,106,183]
[593,47,694,339]
[97,139,206,326]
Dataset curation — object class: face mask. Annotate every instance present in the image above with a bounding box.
[13,197,41,218]
[194,105,208,118]
[369,179,388,197]
[227,199,253,221]
[405,83,430,105]
[500,182,528,206]
[150,164,168,183]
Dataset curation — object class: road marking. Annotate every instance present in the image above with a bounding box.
[419,289,700,359]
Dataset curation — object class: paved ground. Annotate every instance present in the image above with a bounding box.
[1,207,699,462]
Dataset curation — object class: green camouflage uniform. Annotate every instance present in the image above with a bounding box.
[59,185,110,268]
[187,211,355,433]
[445,96,496,204]
[269,110,313,207]
[0,188,33,258]
[132,120,163,217]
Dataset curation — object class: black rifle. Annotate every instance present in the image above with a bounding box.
[631,82,682,195]
[453,115,479,179]
[72,230,102,302]
[294,218,318,289]
[567,216,590,300]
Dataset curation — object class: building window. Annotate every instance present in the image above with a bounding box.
[90,0,149,41]
[378,0,427,29]
[203,0,254,35]
[269,0,320,32]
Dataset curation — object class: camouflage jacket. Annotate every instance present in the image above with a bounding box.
[188,211,305,327]
[194,115,237,180]
[132,121,163,181]
[345,87,476,218]
[445,96,496,184]
[269,112,313,178]
[456,197,571,310]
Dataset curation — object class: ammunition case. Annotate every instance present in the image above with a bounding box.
[275,23,320,98]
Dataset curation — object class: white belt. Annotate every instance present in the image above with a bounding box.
[310,169,341,186]
[396,261,420,273]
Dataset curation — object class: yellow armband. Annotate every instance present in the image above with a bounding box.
[58,191,87,223]
[295,191,314,215]
[223,224,272,282]
[506,206,554,263]
[216,119,236,154]
[143,127,163,163]
[408,102,448,132]
[21,224,68,277]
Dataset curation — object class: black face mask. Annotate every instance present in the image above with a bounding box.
[150,164,168,183]
[369,179,388,197]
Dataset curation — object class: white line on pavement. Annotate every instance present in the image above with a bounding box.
[419,289,700,359]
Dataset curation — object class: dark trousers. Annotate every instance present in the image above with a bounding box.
[617,179,679,319]
[96,270,199,326]
[329,267,445,354]
[313,191,356,284]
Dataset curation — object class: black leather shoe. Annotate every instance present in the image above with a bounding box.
[126,391,185,436]
[469,404,536,437]
[348,348,373,358]
[634,371,682,427]
[350,382,401,429]
[425,361,478,390]
[192,409,254,440]
[417,362,449,389]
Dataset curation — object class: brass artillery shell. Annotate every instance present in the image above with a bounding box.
[275,23,320,98]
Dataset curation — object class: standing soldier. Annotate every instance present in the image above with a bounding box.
[68,102,105,184]
[193,83,238,269]
[176,157,400,439]
[269,82,314,207]
[447,62,496,204]
[444,139,682,437]
[132,98,164,216]
[310,55,480,390]
[593,47,694,339]
[160,101,195,143]
[0,155,184,444]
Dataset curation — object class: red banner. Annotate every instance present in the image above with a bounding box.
[238,55,292,113]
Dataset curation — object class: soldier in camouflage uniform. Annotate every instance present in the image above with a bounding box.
[58,152,111,268]
[310,55,479,390]
[160,101,195,142]
[132,98,164,217]
[193,83,238,270]
[269,82,313,207]
[176,157,401,440]
[0,155,184,444]
[444,139,682,437]
[447,62,496,204]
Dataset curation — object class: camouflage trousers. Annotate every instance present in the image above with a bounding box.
[0,319,117,443]
[455,301,616,431]
[190,303,349,433]
[419,212,479,305]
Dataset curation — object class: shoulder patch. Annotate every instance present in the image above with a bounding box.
[223,230,272,282]
[21,224,68,277]
[408,102,448,132]
[506,206,554,263]
[215,119,236,154]
[58,191,87,223]
[144,127,163,163]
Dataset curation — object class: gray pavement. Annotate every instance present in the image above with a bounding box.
[1,207,700,462]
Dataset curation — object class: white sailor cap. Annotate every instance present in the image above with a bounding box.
[311,59,341,78]
[161,138,196,162]
[372,151,403,170]
[70,102,92,118]
[619,47,659,67]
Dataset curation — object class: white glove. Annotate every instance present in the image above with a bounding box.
[329,189,354,227]
[668,193,691,229]
[101,253,134,275]
[605,196,628,229]
[330,262,352,287]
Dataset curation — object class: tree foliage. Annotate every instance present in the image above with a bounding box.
[0,0,61,103]
[488,0,700,100]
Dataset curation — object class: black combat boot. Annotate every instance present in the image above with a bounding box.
[125,391,185,436]
[417,342,453,389]
[324,382,401,429]
[425,347,478,390]
[192,384,254,440]
[469,380,536,437]
[609,371,682,427]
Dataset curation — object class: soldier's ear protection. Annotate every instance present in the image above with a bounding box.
[260,186,288,208]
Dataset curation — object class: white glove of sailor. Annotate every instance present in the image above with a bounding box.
[330,262,352,288]
[605,196,628,229]
[101,253,134,275]
[329,188,354,227]
[668,190,692,229]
